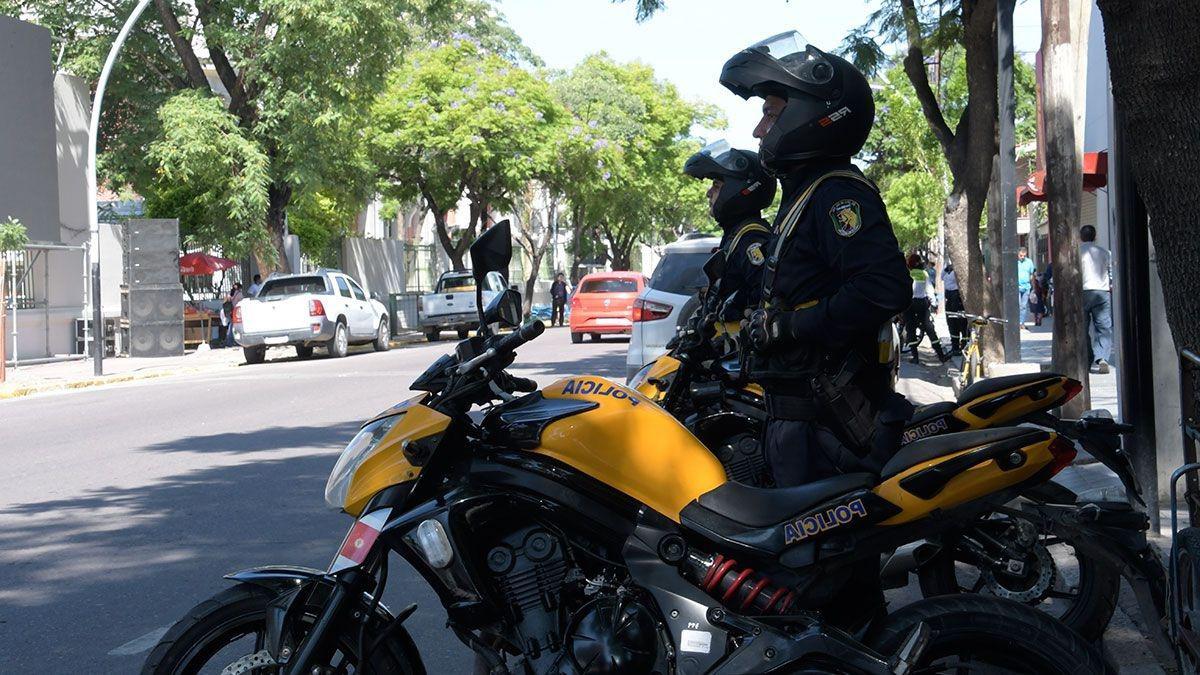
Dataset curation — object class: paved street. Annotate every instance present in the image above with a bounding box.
[0,327,627,673]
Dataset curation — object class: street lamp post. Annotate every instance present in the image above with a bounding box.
[86,0,154,375]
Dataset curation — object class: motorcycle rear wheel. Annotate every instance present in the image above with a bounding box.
[867,595,1110,674]
[142,583,423,675]
[917,522,1120,641]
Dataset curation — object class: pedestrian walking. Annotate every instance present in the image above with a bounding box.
[1080,225,1113,373]
[943,263,966,355]
[550,273,570,327]
[1016,246,1036,328]
[904,254,949,364]
[1029,265,1048,326]
[926,260,939,313]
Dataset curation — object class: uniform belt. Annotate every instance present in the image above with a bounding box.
[764,393,820,421]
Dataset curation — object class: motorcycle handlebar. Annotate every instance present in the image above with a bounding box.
[495,319,545,354]
[508,375,538,393]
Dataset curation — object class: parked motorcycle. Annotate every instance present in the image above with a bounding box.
[144,223,1106,674]
[626,254,1163,643]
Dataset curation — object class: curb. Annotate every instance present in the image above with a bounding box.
[0,363,235,401]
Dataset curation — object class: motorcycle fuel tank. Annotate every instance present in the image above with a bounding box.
[534,376,727,522]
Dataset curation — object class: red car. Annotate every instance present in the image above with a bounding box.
[569,272,648,343]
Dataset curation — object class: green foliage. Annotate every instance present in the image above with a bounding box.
[884,172,943,252]
[550,54,716,267]
[144,92,271,258]
[370,39,564,263]
[0,217,29,252]
[287,191,356,266]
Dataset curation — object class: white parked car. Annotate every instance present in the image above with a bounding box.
[233,269,390,364]
[625,234,720,381]
[419,270,506,341]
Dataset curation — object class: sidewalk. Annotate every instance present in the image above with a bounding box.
[0,332,428,400]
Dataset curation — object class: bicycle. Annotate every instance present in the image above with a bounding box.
[945,311,1007,395]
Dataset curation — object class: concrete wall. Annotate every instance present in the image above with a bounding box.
[55,72,91,246]
[341,237,406,297]
[0,16,61,243]
[1146,233,1185,502]
[4,247,86,360]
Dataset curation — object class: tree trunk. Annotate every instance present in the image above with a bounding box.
[569,203,585,283]
[982,153,1006,364]
[1042,0,1090,415]
[432,210,465,271]
[1098,0,1200,360]
[260,182,292,274]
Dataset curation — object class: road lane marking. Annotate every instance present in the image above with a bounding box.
[109,625,171,656]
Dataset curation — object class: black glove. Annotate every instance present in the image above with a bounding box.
[744,308,782,352]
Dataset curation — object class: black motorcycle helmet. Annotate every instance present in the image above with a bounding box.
[684,140,776,224]
[720,31,874,173]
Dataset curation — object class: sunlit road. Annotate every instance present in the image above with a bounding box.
[0,326,628,673]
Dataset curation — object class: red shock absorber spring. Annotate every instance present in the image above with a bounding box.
[688,552,797,615]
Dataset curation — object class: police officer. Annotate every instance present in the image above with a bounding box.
[683,140,776,322]
[719,32,912,488]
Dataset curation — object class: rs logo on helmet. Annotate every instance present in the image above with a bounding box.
[783,499,867,545]
[818,106,852,127]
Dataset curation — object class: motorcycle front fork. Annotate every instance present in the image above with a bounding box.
[284,569,366,675]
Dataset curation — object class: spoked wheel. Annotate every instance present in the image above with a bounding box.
[868,595,1109,674]
[918,515,1119,641]
[142,584,423,675]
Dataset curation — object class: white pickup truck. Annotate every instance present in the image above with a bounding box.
[233,269,390,364]
[419,270,507,341]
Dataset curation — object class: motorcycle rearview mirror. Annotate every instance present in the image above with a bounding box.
[701,251,726,284]
[467,220,513,335]
[483,288,522,328]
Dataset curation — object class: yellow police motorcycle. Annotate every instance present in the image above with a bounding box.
[627,254,1163,645]
[144,223,1107,674]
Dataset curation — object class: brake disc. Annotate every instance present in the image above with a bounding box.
[221,649,277,675]
[981,542,1056,603]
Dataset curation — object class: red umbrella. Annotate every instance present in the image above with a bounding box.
[179,252,237,276]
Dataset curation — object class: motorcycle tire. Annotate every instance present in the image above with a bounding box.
[866,595,1110,674]
[142,583,424,675]
[1173,526,1200,672]
[917,527,1120,642]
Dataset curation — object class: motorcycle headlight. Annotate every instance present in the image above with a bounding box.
[325,414,403,511]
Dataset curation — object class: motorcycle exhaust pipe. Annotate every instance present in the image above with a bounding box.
[880,540,943,587]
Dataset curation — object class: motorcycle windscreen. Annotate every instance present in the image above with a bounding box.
[536,376,727,522]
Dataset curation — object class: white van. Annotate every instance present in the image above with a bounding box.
[625,234,720,381]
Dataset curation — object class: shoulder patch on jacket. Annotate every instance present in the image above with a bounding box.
[746,242,765,266]
[829,199,862,237]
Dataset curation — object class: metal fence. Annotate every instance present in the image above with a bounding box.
[2,250,36,310]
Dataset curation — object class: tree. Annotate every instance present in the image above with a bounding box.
[370,40,563,270]
[551,54,715,272]
[844,0,1001,364]
[143,91,270,259]
[9,0,438,271]
[1097,0,1200,360]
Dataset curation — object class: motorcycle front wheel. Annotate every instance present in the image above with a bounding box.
[142,583,424,675]
[868,595,1110,674]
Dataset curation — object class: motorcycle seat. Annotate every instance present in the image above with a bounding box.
[957,372,1064,404]
[909,401,958,425]
[880,427,1040,480]
[694,473,875,528]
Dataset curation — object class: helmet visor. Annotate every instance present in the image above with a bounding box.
[747,30,834,87]
[699,140,743,173]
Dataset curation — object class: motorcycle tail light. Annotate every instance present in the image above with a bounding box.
[414,519,454,568]
[329,508,391,573]
[631,298,672,322]
[1046,436,1078,476]
[1062,379,1083,403]
[310,299,326,317]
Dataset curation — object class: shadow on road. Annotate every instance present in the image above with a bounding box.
[0,426,460,671]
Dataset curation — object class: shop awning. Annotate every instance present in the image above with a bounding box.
[1017,151,1108,206]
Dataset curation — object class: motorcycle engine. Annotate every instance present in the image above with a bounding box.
[483,524,660,674]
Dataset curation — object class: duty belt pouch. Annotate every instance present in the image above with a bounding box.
[810,355,876,455]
